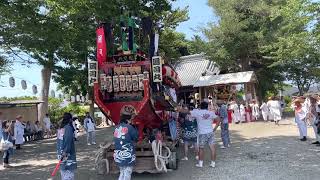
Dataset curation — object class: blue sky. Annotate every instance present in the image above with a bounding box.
[0,0,215,98]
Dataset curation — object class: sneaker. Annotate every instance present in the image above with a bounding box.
[195,163,203,168]
[227,144,231,148]
[92,142,96,145]
[190,145,194,149]
[220,146,226,149]
[311,141,320,144]
[195,156,199,160]
[181,157,188,161]
[87,143,91,145]
[210,162,216,168]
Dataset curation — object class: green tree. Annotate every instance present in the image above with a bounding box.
[204,0,287,98]
[266,0,320,95]
[0,56,11,77]
[0,0,74,122]
[188,35,209,55]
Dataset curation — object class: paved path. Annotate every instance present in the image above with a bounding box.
[1,120,320,180]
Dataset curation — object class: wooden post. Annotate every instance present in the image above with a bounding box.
[204,87,208,99]
[199,87,202,103]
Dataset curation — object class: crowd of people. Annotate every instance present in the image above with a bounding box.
[227,97,284,125]
[0,112,53,168]
[2,94,320,180]
[0,111,96,175]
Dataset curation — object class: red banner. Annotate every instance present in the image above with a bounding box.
[96,26,107,67]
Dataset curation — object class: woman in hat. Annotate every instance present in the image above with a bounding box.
[294,98,308,141]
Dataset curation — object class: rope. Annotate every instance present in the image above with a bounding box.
[94,143,111,174]
[151,140,171,172]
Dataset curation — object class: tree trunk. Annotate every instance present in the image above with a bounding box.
[38,66,52,123]
[89,92,95,117]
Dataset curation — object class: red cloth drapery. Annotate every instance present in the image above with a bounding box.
[96,26,107,67]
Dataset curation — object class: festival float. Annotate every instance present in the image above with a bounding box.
[90,15,181,174]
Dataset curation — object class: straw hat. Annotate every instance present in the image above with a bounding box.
[16,115,22,119]
[292,97,305,104]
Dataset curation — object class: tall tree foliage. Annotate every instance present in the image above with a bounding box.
[0,56,11,77]
[0,0,72,121]
[265,0,320,95]
[204,0,287,98]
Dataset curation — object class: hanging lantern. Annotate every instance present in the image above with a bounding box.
[81,96,85,102]
[76,95,80,102]
[32,85,38,94]
[50,90,55,98]
[70,96,76,102]
[9,77,15,88]
[21,80,27,90]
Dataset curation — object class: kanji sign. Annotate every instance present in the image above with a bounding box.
[152,56,162,82]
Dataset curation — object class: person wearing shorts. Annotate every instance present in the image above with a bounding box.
[191,101,221,168]
[181,112,198,161]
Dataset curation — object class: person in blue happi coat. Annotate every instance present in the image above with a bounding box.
[113,113,138,180]
[56,112,77,180]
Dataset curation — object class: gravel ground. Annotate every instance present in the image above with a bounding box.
[1,119,320,180]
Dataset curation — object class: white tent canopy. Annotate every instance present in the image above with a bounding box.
[194,71,257,87]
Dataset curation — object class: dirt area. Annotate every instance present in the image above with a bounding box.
[1,119,320,180]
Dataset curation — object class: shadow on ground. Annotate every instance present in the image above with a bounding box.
[1,122,320,180]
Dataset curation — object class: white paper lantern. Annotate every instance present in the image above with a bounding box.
[32,85,38,94]
[70,96,76,102]
[76,95,80,102]
[21,80,27,90]
[9,77,15,87]
[81,96,85,102]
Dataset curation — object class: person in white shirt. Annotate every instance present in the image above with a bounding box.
[43,113,52,138]
[84,112,96,145]
[260,101,269,121]
[14,115,25,150]
[231,102,241,124]
[268,97,282,125]
[191,102,221,168]
[251,101,260,121]
[240,103,246,123]
[294,99,307,141]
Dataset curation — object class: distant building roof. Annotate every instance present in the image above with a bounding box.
[194,71,257,87]
[174,54,220,87]
[0,100,44,106]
